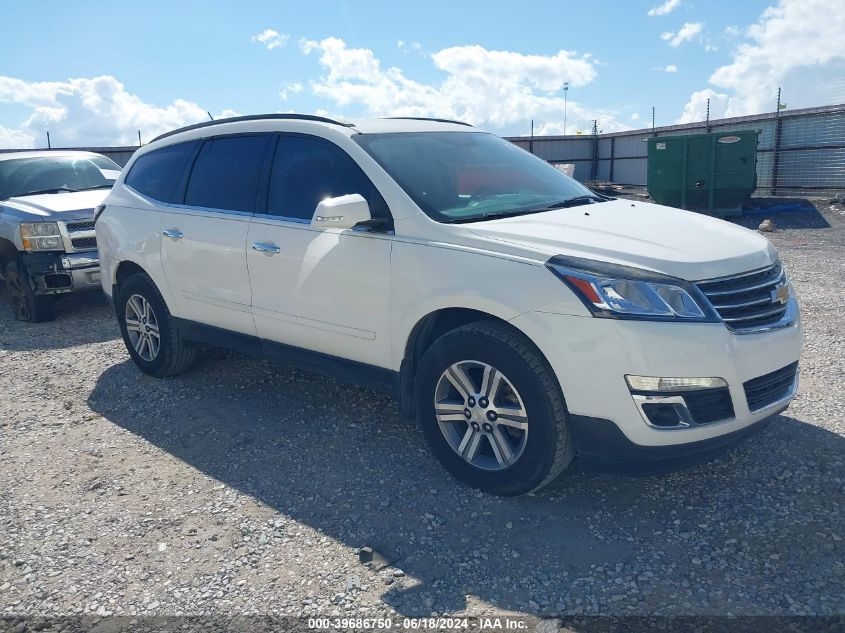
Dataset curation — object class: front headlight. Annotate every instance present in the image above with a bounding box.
[546,255,718,322]
[20,222,63,251]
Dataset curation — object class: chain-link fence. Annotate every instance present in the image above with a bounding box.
[509,102,845,197]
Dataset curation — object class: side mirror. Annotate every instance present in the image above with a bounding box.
[311,194,372,229]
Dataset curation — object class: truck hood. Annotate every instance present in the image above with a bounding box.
[465,199,777,281]
[1,189,109,221]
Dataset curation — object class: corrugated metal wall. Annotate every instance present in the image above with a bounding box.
[509,103,845,195]
[3,103,842,195]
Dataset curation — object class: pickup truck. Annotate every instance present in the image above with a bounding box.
[0,150,121,321]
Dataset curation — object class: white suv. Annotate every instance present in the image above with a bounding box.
[96,114,801,495]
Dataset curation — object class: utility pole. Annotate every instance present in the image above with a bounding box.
[563,81,570,135]
[530,119,534,154]
[138,130,142,146]
[705,98,711,133]
[652,107,656,135]
[772,86,784,196]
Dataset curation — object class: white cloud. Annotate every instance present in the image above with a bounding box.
[663,64,678,73]
[251,29,289,50]
[397,40,422,53]
[0,75,234,147]
[724,25,741,37]
[677,88,730,123]
[298,37,627,133]
[278,81,304,101]
[680,0,845,119]
[660,22,704,46]
[631,112,641,121]
[647,0,681,17]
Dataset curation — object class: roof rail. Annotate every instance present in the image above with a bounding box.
[384,117,473,127]
[150,113,355,143]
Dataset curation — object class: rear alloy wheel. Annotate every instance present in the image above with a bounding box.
[417,321,574,496]
[124,293,161,362]
[117,273,196,378]
[5,261,55,323]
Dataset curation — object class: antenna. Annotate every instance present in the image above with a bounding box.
[207,111,214,121]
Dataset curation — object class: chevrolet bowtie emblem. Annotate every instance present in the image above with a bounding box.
[772,284,789,305]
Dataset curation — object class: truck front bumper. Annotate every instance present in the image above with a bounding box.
[21,251,101,294]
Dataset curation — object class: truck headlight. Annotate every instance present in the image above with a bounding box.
[546,255,718,322]
[21,222,63,251]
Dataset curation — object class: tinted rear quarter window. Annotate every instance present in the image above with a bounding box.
[268,135,388,220]
[124,141,198,203]
[185,135,270,212]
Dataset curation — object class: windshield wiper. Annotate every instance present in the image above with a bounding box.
[72,184,113,191]
[442,207,551,224]
[531,194,611,211]
[16,184,112,197]
[17,187,77,196]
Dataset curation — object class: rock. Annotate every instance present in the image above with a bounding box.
[758,218,776,232]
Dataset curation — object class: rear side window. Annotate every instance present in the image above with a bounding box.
[124,141,197,203]
[184,135,270,212]
[267,135,388,220]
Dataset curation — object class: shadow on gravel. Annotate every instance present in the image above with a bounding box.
[88,356,845,617]
[735,198,832,230]
[0,290,117,350]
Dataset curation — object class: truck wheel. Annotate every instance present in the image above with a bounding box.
[5,261,55,323]
[415,321,574,496]
[117,273,196,378]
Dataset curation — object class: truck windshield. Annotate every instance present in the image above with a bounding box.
[0,155,121,200]
[354,131,598,223]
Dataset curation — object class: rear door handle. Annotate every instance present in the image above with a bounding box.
[252,242,280,254]
[162,229,183,240]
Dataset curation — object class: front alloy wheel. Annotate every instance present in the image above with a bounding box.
[124,293,160,361]
[416,321,574,496]
[434,360,529,470]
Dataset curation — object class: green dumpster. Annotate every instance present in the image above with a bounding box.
[647,130,758,215]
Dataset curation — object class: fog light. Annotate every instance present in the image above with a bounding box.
[625,375,727,392]
[641,402,688,428]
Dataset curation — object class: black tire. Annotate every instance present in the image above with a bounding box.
[5,260,55,323]
[416,321,574,496]
[116,273,196,378]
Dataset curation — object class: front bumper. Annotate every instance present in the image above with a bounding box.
[510,297,801,454]
[20,250,101,294]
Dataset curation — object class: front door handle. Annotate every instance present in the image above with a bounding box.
[162,229,183,240]
[252,242,280,254]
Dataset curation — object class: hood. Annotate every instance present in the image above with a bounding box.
[1,189,109,221]
[465,199,777,281]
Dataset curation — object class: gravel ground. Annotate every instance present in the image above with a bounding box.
[1,202,843,623]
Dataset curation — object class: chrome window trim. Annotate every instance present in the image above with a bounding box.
[164,201,254,218]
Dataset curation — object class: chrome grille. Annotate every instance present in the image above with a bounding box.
[60,218,97,253]
[696,262,789,331]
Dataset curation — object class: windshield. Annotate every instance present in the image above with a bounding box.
[354,131,596,223]
[0,155,121,200]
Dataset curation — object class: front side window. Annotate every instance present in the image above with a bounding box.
[124,141,197,203]
[184,135,270,212]
[0,154,121,200]
[353,132,597,223]
[267,135,387,220]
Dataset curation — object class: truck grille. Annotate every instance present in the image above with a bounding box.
[61,219,97,252]
[696,262,789,331]
[65,220,96,232]
[71,236,97,250]
[743,362,798,411]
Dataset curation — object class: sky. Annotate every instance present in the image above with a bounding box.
[1,0,844,148]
